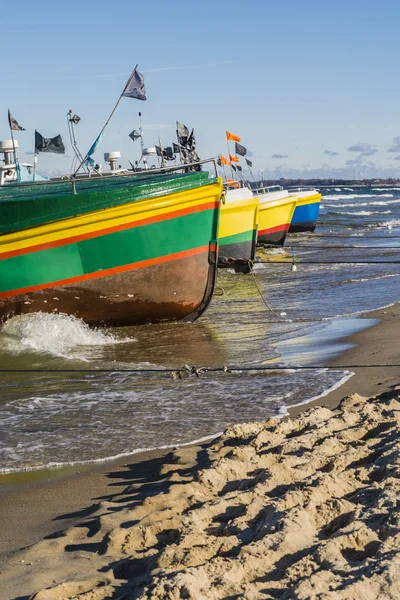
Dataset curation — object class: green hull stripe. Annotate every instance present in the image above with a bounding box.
[0,209,216,293]
[0,172,215,235]
[219,229,255,247]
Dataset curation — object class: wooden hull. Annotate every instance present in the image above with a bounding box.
[0,179,222,326]
[257,196,298,245]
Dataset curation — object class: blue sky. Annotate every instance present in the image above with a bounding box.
[2,0,400,179]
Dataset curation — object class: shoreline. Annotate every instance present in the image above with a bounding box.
[288,303,400,417]
[0,303,399,559]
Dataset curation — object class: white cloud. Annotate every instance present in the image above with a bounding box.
[388,136,400,153]
[80,61,233,81]
[347,143,377,156]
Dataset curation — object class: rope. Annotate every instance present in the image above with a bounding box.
[0,364,398,376]
[282,245,400,250]
[250,269,281,317]
[255,260,400,264]
[287,234,400,239]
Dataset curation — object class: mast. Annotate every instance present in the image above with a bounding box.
[9,127,20,183]
[73,65,138,176]
[138,111,148,170]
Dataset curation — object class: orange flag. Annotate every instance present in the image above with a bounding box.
[226,131,241,142]
[219,154,231,166]
[229,154,240,163]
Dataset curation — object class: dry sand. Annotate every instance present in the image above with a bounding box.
[1,306,400,599]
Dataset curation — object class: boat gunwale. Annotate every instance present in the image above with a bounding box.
[0,157,219,193]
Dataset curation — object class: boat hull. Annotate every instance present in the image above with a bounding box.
[257,196,298,245]
[218,194,259,272]
[289,193,321,233]
[0,180,222,326]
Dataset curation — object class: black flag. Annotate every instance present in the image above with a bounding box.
[173,142,180,154]
[35,131,65,154]
[245,158,253,168]
[155,145,162,157]
[187,128,196,151]
[8,109,25,131]
[235,142,247,156]
[163,146,174,160]
[176,121,189,146]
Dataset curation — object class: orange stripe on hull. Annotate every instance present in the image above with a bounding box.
[0,201,219,261]
[0,245,211,299]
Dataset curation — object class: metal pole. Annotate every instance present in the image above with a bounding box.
[158,137,165,168]
[226,136,235,180]
[73,65,138,176]
[139,111,147,169]
[9,126,20,183]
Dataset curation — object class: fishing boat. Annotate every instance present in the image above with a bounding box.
[253,186,298,245]
[218,184,259,272]
[288,188,321,233]
[0,158,222,326]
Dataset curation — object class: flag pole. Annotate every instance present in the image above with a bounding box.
[176,122,184,166]
[8,121,20,183]
[138,111,147,170]
[73,64,138,177]
[226,135,236,180]
[33,151,37,182]
[158,137,166,168]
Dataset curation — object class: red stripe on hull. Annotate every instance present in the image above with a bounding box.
[0,245,211,299]
[258,223,290,236]
[0,201,219,261]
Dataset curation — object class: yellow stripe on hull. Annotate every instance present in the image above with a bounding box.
[257,196,298,233]
[296,192,322,206]
[0,179,223,256]
[218,197,259,240]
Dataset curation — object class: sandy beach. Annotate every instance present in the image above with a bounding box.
[1,304,400,599]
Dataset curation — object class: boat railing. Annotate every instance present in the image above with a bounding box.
[287,186,318,192]
[254,185,284,195]
[1,158,219,195]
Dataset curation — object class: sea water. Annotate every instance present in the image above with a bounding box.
[1,185,400,473]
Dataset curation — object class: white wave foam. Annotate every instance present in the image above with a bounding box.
[372,187,400,191]
[339,273,400,285]
[376,219,400,228]
[339,210,391,216]
[0,312,131,358]
[260,247,287,255]
[0,432,222,475]
[326,201,396,207]
[322,194,377,200]
[277,371,354,417]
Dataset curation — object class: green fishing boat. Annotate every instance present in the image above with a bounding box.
[0,164,222,326]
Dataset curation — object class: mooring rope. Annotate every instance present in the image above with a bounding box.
[0,363,398,376]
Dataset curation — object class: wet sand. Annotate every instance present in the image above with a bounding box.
[0,304,400,599]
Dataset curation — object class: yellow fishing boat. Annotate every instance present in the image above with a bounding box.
[254,186,298,245]
[218,186,259,272]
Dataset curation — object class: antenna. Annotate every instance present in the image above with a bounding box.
[67,110,87,174]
